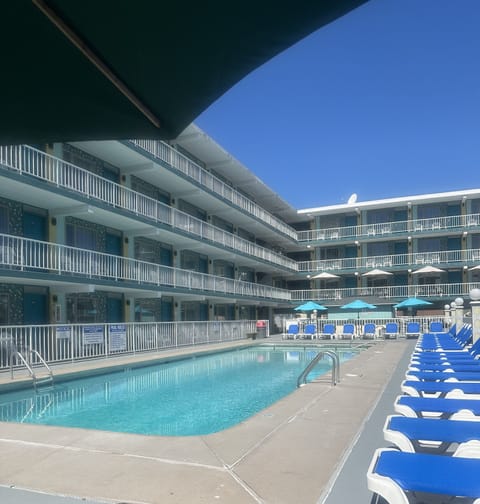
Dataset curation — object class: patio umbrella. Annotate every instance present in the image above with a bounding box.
[311,272,340,279]
[394,297,432,309]
[411,265,445,275]
[361,268,393,277]
[294,301,327,312]
[469,265,480,271]
[341,299,377,319]
[0,1,367,144]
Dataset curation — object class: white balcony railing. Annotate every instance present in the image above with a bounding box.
[0,145,297,272]
[0,233,291,302]
[299,248,480,273]
[298,213,480,243]
[291,282,480,303]
[128,139,298,240]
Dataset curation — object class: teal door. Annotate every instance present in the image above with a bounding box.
[23,211,47,240]
[23,211,47,271]
[107,297,123,323]
[23,292,48,325]
[106,232,122,256]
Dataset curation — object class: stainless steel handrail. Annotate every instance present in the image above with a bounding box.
[10,348,54,389]
[297,350,340,388]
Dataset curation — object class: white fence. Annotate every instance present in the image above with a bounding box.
[0,320,261,372]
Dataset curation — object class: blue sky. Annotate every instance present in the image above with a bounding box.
[196,0,480,210]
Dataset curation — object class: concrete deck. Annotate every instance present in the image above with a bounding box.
[0,338,410,504]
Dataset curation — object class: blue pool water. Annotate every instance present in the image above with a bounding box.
[0,346,356,436]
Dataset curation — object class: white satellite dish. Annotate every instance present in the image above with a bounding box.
[347,193,358,204]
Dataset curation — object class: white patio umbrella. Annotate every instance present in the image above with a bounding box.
[412,265,445,275]
[311,272,340,279]
[361,268,393,277]
[469,265,480,271]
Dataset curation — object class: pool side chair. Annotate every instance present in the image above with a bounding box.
[429,320,445,334]
[367,448,480,504]
[302,323,317,340]
[362,322,376,340]
[383,414,480,454]
[405,322,421,339]
[320,323,336,340]
[401,379,480,398]
[406,369,480,382]
[340,323,355,340]
[410,338,480,363]
[394,395,480,420]
[384,322,399,340]
[285,324,300,340]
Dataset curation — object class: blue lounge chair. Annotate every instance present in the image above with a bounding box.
[406,369,480,382]
[340,323,355,340]
[362,323,376,340]
[302,323,317,339]
[395,395,480,419]
[401,379,480,398]
[408,361,480,372]
[285,324,299,340]
[429,320,445,333]
[384,322,399,340]
[368,448,480,504]
[320,323,336,340]
[405,322,420,339]
[384,414,480,454]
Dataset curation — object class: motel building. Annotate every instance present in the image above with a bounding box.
[0,122,479,366]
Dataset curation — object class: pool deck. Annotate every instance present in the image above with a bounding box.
[0,337,411,504]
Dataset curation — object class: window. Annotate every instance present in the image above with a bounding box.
[67,295,101,323]
[66,221,98,251]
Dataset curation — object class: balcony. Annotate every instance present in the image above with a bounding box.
[297,213,477,244]
[0,145,297,273]
[291,281,480,304]
[0,233,291,302]
[299,247,480,274]
[127,139,298,241]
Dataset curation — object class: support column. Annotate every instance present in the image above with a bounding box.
[470,289,480,344]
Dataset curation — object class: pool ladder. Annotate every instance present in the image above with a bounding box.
[10,348,54,390]
[297,350,340,388]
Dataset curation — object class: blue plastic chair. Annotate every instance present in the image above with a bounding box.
[321,323,336,340]
[340,323,355,340]
[384,414,480,454]
[362,323,376,339]
[302,323,317,339]
[384,322,399,339]
[405,322,421,339]
[368,449,480,503]
[429,321,444,333]
[285,324,300,340]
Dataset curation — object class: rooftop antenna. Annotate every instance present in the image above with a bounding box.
[347,193,358,204]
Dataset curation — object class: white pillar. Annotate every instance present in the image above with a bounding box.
[470,289,480,344]
[454,297,464,334]
[443,304,451,329]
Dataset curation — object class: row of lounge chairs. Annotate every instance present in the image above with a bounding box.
[284,321,437,340]
[367,322,480,504]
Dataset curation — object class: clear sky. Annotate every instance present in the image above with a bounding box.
[196,0,480,211]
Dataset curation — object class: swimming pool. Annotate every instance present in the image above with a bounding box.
[0,345,357,436]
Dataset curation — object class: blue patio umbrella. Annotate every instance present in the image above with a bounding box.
[294,301,327,312]
[394,297,432,309]
[341,299,377,319]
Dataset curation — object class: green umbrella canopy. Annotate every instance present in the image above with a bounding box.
[0,1,368,144]
[294,301,327,311]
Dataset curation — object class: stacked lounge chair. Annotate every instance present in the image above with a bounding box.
[367,322,480,504]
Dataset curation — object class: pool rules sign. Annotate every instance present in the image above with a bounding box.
[109,324,127,352]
